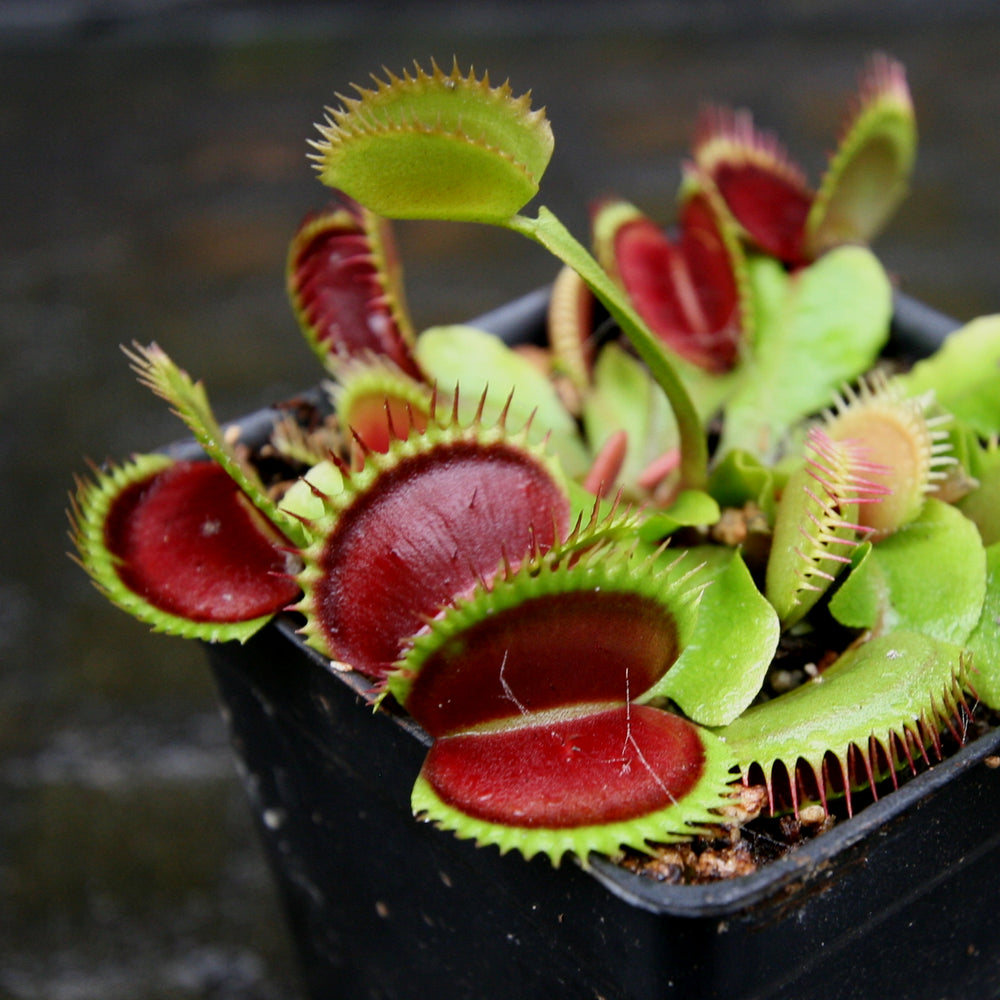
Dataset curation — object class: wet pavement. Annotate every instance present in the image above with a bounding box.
[3,2,1000,997]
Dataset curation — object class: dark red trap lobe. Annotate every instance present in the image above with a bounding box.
[105,461,299,622]
[404,589,680,737]
[312,441,571,679]
[423,705,707,828]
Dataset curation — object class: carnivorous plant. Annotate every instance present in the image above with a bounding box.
[71,54,1000,871]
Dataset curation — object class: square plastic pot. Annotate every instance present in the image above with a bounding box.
[200,290,1000,1000]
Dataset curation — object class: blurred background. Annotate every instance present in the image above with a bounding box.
[3,2,999,997]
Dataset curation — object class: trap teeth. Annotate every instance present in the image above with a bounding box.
[825,374,956,538]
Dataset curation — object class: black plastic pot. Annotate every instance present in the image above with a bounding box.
[202,290,1000,1000]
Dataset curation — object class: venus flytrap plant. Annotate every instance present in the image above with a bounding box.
[69,343,310,643]
[823,373,956,539]
[286,196,419,379]
[590,177,751,377]
[69,454,302,642]
[70,52,1000,877]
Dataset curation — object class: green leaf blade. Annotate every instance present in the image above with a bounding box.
[829,498,986,645]
[645,547,778,726]
[414,323,589,477]
[718,247,892,461]
[896,314,1000,437]
[966,541,1000,710]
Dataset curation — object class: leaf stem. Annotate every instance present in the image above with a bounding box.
[505,208,708,491]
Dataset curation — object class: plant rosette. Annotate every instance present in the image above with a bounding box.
[71,55,1000,880]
